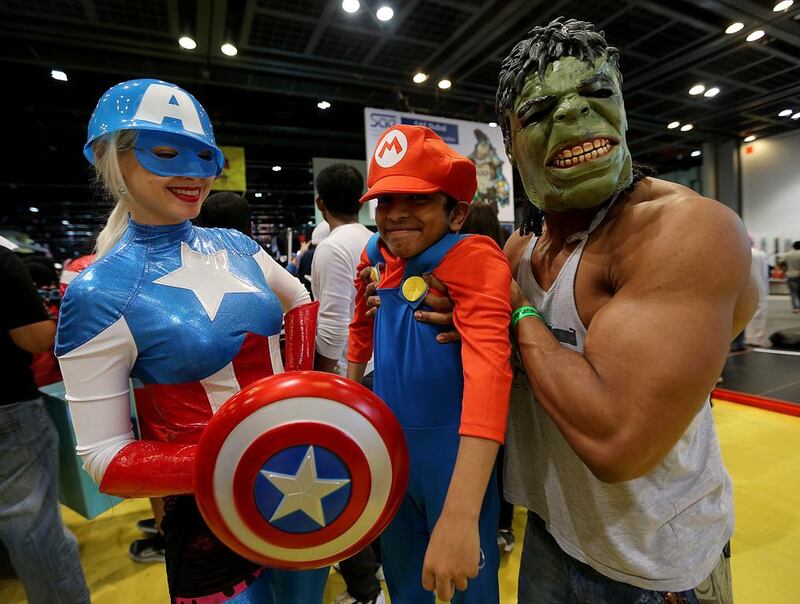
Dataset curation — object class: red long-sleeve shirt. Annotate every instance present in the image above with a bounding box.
[348,235,512,443]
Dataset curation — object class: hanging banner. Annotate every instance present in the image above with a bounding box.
[212,146,247,192]
[364,108,514,222]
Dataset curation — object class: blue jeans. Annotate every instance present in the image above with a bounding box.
[0,398,90,603]
[788,276,800,310]
[518,512,699,604]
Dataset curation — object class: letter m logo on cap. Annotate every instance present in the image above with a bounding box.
[374,129,408,168]
[133,83,205,135]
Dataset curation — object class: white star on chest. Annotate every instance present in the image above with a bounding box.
[153,242,259,321]
[261,446,350,527]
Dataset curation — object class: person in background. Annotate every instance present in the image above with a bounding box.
[310,164,382,604]
[197,191,253,236]
[782,241,800,313]
[745,240,770,347]
[21,256,63,387]
[460,201,516,557]
[299,221,330,296]
[0,243,90,604]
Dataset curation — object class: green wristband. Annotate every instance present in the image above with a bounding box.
[511,305,542,329]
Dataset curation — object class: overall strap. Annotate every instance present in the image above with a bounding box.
[365,232,383,266]
[403,233,469,279]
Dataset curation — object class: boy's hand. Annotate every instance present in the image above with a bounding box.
[414,274,460,343]
[421,511,480,601]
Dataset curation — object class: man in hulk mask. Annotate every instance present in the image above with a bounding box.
[389,17,755,603]
[495,18,752,603]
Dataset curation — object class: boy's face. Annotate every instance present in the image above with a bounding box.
[375,193,468,258]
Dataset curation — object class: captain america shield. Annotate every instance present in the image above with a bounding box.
[195,371,409,569]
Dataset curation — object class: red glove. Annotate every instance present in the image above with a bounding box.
[284,301,319,371]
[99,441,197,498]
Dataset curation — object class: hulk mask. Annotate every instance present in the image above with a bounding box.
[497,18,633,213]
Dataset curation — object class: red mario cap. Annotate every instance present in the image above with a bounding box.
[360,125,477,204]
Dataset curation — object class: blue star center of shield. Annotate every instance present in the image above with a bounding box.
[255,445,352,533]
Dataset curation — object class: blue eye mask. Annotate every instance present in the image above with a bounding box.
[134,130,224,178]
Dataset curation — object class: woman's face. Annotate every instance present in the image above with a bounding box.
[118,149,214,225]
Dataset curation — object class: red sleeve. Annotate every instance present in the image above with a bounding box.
[99,442,196,498]
[347,246,375,364]
[434,236,512,443]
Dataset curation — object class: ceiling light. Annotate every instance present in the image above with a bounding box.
[178,36,197,50]
[778,109,793,117]
[221,43,238,56]
[29,207,39,213]
[438,79,452,90]
[703,87,720,98]
[792,112,800,120]
[743,135,757,142]
[746,30,765,42]
[62,220,69,225]
[272,165,282,172]
[680,124,694,132]
[689,84,706,96]
[412,72,428,84]
[773,0,793,11]
[489,122,498,128]
[667,121,681,129]
[341,0,360,13]
[50,69,67,82]
[376,6,394,21]
[725,22,744,34]
[254,192,263,198]
[691,150,702,157]
[317,100,331,109]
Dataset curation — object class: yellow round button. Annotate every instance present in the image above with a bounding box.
[402,276,428,302]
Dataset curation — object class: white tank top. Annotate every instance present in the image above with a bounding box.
[504,213,734,591]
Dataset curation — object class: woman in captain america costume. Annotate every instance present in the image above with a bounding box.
[55,79,330,603]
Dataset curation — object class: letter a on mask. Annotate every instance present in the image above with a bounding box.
[133,83,205,135]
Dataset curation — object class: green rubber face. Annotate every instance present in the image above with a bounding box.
[508,55,632,212]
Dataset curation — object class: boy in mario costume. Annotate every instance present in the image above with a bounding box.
[347,124,512,603]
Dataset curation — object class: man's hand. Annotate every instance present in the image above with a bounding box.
[422,511,480,601]
[359,265,461,342]
[359,266,382,318]
[415,274,460,343]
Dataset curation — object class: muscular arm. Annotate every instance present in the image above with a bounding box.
[511,199,756,483]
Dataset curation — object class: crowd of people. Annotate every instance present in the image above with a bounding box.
[7,15,797,604]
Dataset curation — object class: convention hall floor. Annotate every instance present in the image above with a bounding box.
[1,400,798,603]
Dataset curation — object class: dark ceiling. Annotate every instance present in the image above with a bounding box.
[2,0,800,259]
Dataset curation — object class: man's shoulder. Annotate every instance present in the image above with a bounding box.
[319,224,373,255]
[612,178,740,243]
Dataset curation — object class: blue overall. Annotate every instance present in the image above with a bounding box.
[366,233,500,604]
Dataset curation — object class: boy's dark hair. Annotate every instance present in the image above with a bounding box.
[793,241,800,250]
[198,192,252,236]
[496,17,620,157]
[461,202,505,248]
[316,164,364,218]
